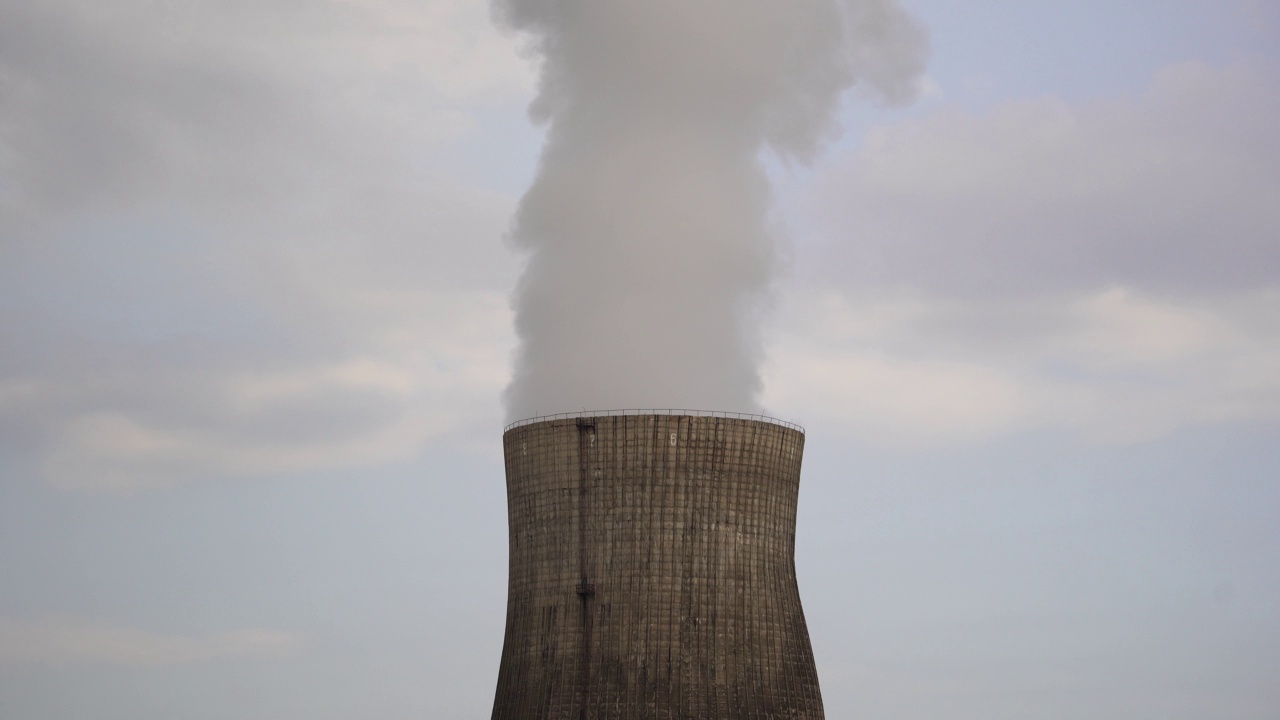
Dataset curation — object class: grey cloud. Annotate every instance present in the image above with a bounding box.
[804,62,1280,296]
[0,0,523,488]
[762,60,1280,448]
[763,286,1280,445]
[0,617,301,666]
[498,0,928,420]
[0,1,290,215]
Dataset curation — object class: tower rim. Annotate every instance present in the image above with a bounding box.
[504,408,804,434]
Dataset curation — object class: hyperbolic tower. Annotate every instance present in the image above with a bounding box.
[491,411,824,719]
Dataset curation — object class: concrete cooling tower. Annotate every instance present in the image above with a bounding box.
[491,411,823,719]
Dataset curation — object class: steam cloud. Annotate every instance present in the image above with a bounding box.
[498,0,928,421]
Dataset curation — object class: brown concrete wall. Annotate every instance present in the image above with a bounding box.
[491,413,824,719]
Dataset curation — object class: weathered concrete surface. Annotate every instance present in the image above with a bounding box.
[491,413,823,719]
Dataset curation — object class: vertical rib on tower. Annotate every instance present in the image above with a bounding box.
[492,412,824,719]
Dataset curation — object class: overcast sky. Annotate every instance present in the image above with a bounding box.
[1,1,1278,719]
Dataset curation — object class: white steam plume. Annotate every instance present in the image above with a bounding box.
[498,0,927,421]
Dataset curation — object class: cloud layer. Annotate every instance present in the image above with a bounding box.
[0,617,300,666]
[806,62,1280,295]
[2,2,1274,491]
[766,62,1280,444]
[0,0,524,489]
[766,286,1280,444]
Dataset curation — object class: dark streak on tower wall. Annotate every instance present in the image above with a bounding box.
[492,413,823,719]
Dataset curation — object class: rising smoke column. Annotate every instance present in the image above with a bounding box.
[499,0,927,421]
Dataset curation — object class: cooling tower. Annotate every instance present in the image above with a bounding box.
[491,411,823,719]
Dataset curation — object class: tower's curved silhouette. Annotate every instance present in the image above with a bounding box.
[491,411,823,719]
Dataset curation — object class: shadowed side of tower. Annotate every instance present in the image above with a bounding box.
[491,412,824,719]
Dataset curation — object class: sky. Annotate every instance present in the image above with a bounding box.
[1,1,1278,719]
